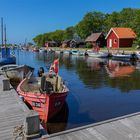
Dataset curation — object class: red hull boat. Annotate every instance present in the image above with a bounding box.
[32,48,39,52]
[17,73,69,122]
[17,58,68,122]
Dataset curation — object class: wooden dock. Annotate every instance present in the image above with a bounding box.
[1,73,140,140]
[43,112,140,140]
[0,74,32,139]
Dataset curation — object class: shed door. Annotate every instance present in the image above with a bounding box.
[109,39,112,48]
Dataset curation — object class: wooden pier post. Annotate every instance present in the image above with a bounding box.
[3,78,10,91]
[24,110,40,139]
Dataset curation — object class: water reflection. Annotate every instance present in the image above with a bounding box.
[105,60,135,78]
[85,57,107,71]
[18,50,140,92]
[15,50,140,133]
[43,102,69,134]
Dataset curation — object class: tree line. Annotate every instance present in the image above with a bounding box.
[33,8,140,47]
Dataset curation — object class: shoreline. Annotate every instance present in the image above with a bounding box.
[48,47,138,54]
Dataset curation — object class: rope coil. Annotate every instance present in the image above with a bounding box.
[13,125,25,140]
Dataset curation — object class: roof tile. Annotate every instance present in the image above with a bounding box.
[85,33,102,42]
[112,27,136,39]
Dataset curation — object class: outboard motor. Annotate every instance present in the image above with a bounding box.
[84,50,88,56]
[130,53,138,62]
[38,67,44,77]
[45,81,53,93]
[40,75,46,92]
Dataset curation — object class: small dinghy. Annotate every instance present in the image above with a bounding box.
[85,50,109,58]
[0,64,34,87]
[71,50,84,56]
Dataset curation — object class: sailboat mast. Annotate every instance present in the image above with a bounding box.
[4,24,7,48]
[25,38,27,48]
[1,17,3,48]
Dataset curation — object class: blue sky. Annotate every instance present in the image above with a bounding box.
[0,0,140,44]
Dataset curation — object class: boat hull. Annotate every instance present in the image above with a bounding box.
[112,54,131,61]
[17,78,68,122]
[0,64,34,88]
[71,51,84,56]
[88,53,108,58]
[0,56,16,65]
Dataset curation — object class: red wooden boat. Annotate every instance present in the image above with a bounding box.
[32,48,39,52]
[17,59,69,122]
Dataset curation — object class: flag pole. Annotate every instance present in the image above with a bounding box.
[1,17,3,48]
[4,24,6,48]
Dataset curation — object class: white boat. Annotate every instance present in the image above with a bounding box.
[112,53,131,61]
[55,50,63,54]
[71,50,84,56]
[0,64,34,87]
[135,51,140,59]
[39,48,44,53]
[86,50,109,58]
[39,48,48,53]
[63,50,71,55]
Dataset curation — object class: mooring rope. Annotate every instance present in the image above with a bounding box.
[13,125,25,140]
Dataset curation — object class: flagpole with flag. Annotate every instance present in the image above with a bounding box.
[49,58,59,74]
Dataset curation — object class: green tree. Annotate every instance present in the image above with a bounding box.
[33,34,45,47]
[104,12,122,33]
[120,8,137,28]
[75,11,105,39]
[33,8,140,46]
[63,26,75,40]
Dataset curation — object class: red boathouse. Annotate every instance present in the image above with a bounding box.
[105,27,136,48]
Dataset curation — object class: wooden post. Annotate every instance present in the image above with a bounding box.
[24,110,40,139]
[3,78,10,91]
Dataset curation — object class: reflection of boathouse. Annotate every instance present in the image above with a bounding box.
[106,60,135,78]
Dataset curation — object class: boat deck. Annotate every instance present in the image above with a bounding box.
[19,76,41,93]
[20,75,66,93]
[0,75,30,139]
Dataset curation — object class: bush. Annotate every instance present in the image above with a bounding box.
[85,43,93,48]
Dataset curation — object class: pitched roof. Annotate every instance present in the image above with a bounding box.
[85,33,103,42]
[62,39,71,43]
[106,27,136,39]
[71,38,84,43]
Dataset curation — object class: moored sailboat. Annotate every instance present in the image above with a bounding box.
[0,18,16,65]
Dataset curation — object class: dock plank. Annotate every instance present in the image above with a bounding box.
[43,112,140,140]
[0,75,30,139]
[95,123,128,140]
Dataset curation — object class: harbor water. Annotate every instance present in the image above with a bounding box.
[15,49,140,134]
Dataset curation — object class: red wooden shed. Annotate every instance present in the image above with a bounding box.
[85,32,106,48]
[105,27,136,48]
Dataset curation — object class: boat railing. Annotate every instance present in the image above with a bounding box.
[26,71,33,79]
